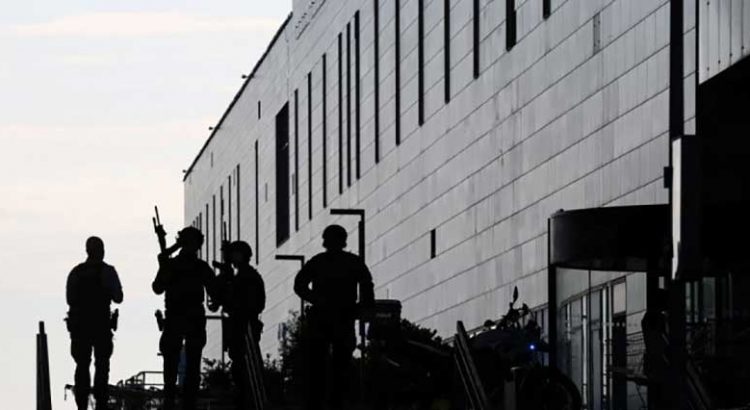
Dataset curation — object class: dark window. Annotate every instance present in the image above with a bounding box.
[338,33,344,194]
[236,164,240,239]
[307,72,313,220]
[220,186,224,238]
[228,175,232,241]
[374,0,381,163]
[543,0,551,19]
[395,0,402,145]
[258,100,262,119]
[254,140,259,264]
[430,229,437,258]
[212,195,216,262]
[473,0,480,78]
[205,203,209,260]
[322,53,328,208]
[294,89,300,231]
[276,103,290,246]
[506,0,516,50]
[418,0,425,125]
[346,23,352,186]
[444,0,451,103]
[355,11,361,180]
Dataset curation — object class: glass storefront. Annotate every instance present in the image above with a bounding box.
[556,270,647,410]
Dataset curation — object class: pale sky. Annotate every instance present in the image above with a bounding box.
[0,1,290,407]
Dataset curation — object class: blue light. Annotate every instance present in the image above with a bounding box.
[529,343,536,351]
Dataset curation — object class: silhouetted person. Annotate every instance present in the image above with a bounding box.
[642,288,669,409]
[66,236,123,410]
[294,225,375,410]
[216,240,266,409]
[153,227,217,410]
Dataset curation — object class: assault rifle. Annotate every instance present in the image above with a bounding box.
[152,206,180,257]
[152,205,180,332]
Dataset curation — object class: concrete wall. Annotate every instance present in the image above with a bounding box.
[183,0,704,359]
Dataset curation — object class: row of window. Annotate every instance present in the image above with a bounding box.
[190,164,242,264]
[271,0,553,247]
[193,0,555,252]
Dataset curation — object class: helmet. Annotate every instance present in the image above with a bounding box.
[322,224,347,249]
[228,241,253,261]
[178,226,204,247]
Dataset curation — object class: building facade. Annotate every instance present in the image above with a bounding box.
[183,0,750,408]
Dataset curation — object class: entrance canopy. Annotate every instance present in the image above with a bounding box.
[549,204,670,272]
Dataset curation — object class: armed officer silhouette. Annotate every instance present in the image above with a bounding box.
[66,236,123,410]
[152,226,218,410]
[215,240,266,409]
[294,224,374,410]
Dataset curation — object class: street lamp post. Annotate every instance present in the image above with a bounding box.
[275,254,307,317]
[329,208,366,261]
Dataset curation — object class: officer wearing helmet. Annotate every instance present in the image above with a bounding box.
[152,226,217,410]
[294,224,375,410]
[216,240,265,409]
[66,236,123,410]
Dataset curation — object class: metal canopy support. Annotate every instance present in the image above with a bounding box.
[275,254,307,317]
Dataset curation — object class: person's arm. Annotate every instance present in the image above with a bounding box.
[152,257,171,295]
[357,258,375,308]
[250,271,266,316]
[105,266,124,304]
[66,268,78,307]
[203,262,220,302]
[293,260,317,305]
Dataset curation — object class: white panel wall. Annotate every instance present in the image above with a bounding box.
[182,0,700,356]
[699,0,750,83]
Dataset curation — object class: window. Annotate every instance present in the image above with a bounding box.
[374,0,381,163]
[322,53,328,207]
[395,0,402,145]
[338,33,344,194]
[307,72,313,220]
[276,103,291,246]
[205,203,209,261]
[473,0,480,78]
[228,175,232,241]
[418,0,425,125]
[254,140,259,264]
[258,100,262,119]
[543,0,551,19]
[236,165,240,239]
[430,229,437,258]
[346,23,352,186]
[506,0,517,51]
[294,89,300,231]
[355,11,361,180]
[212,195,216,262]
[220,185,224,238]
[444,0,451,103]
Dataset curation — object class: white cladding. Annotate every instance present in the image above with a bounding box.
[184,0,709,356]
[699,0,750,83]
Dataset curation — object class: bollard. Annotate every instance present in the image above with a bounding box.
[37,321,52,410]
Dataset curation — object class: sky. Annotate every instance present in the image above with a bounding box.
[0,1,291,407]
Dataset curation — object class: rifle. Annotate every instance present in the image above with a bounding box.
[208,222,231,312]
[152,205,179,331]
[212,221,232,275]
[152,206,180,257]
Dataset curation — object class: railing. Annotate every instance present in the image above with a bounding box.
[36,321,52,410]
